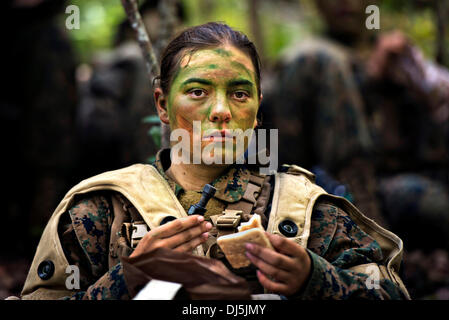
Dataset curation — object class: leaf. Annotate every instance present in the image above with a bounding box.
[146,155,156,163]
[148,125,161,149]
[142,115,162,124]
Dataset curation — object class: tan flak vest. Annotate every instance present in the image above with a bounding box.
[20,163,410,300]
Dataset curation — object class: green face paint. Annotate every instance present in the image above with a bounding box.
[165,45,260,163]
[213,48,233,57]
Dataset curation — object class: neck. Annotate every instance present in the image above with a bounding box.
[166,162,228,191]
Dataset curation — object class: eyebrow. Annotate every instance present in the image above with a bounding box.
[227,79,254,87]
[181,77,254,88]
[181,78,213,86]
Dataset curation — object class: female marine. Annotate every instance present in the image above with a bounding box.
[21,22,409,300]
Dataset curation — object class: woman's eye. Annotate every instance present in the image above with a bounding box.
[188,89,206,98]
[233,91,249,100]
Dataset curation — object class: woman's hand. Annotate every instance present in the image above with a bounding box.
[245,232,312,296]
[130,215,212,258]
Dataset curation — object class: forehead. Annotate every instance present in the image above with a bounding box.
[176,45,256,81]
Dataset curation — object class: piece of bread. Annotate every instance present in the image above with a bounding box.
[238,213,263,232]
[217,214,273,269]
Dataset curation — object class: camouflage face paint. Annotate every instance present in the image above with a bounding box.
[213,48,233,57]
[166,45,260,163]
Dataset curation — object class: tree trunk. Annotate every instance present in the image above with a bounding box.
[120,0,171,148]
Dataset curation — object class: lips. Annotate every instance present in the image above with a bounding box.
[202,129,235,141]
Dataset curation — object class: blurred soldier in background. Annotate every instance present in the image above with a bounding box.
[261,0,449,298]
[0,0,80,297]
[75,0,185,179]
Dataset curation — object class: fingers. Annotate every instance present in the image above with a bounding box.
[245,242,295,271]
[256,270,290,295]
[150,215,205,239]
[163,220,212,249]
[173,232,209,253]
[265,232,305,257]
[245,250,291,283]
[245,233,312,296]
[133,215,211,257]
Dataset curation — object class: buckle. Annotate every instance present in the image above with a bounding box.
[131,222,149,248]
[216,209,242,229]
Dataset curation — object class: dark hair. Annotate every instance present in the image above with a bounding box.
[157,22,261,95]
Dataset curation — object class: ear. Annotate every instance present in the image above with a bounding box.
[154,87,170,125]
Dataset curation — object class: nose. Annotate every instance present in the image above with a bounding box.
[209,93,231,123]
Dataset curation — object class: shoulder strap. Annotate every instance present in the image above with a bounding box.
[22,164,201,299]
[64,164,188,229]
[267,170,327,247]
[268,165,410,299]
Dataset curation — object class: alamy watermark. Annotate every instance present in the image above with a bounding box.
[64,4,380,31]
[65,5,80,30]
[366,5,380,30]
[65,265,80,290]
[365,265,381,290]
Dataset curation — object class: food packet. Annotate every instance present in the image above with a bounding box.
[121,247,252,300]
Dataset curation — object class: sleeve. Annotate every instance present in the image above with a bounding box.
[57,192,131,300]
[295,201,406,300]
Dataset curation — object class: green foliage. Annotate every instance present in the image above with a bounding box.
[380,2,438,59]
[142,115,161,124]
[142,115,162,150]
[181,0,310,63]
[181,0,444,63]
[66,0,126,62]
[64,0,444,64]
[380,0,414,12]
[142,115,161,163]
